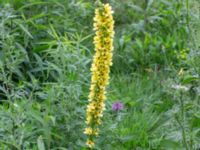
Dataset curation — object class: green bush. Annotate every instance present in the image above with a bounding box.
[112,0,189,72]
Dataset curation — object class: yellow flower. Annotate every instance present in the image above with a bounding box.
[86,139,95,148]
[84,3,114,148]
[178,68,184,76]
[84,127,99,136]
[87,102,96,112]
[84,127,93,135]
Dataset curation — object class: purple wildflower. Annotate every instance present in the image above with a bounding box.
[112,102,123,111]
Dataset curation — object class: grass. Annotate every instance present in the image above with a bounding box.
[0,0,199,149]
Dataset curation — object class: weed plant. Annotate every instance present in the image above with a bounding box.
[0,0,199,149]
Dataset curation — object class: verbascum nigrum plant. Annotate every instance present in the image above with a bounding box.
[84,3,115,149]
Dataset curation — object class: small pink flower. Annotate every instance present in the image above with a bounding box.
[112,102,123,111]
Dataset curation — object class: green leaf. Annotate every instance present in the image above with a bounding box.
[0,140,20,150]
[182,75,199,84]
[160,139,182,150]
[37,136,46,150]
[15,22,33,39]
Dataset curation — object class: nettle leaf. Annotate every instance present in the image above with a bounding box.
[182,75,199,84]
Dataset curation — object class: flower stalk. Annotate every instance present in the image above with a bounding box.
[84,3,114,149]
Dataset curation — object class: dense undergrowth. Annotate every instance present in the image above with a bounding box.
[0,0,199,149]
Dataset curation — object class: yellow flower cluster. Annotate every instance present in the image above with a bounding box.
[84,3,114,148]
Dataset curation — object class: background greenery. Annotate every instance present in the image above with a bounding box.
[0,0,199,149]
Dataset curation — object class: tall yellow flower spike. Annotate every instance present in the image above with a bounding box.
[84,3,114,148]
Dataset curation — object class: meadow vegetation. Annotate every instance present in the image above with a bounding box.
[0,0,199,149]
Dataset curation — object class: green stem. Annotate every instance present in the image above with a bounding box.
[179,91,189,150]
[186,0,189,28]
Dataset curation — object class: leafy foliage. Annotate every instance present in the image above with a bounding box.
[0,0,199,149]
